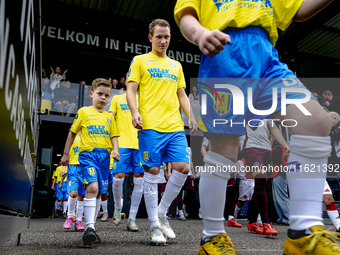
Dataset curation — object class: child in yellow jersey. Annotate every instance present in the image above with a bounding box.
[61,133,86,231]
[109,72,144,231]
[51,168,61,217]
[61,78,120,246]
[126,19,197,245]
[55,162,69,218]
[175,1,338,254]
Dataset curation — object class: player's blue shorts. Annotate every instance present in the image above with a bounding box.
[79,148,111,194]
[139,130,189,167]
[54,183,59,197]
[67,164,86,197]
[198,26,311,135]
[113,148,144,174]
[108,170,113,184]
[57,181,69,200]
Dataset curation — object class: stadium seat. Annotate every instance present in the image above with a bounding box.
[41,91,52,114]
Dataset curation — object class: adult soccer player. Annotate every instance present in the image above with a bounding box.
[126,19,197,245]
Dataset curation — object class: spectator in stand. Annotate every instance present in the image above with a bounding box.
[54,80,76,117]
[83,84,92,107]
[189,86,199,101]
[42,76,52,94]
[117,76,126,90]
[312,92,326,107]
[50,66,68,90]
[323,91,340,112]
[112,79,118,89]
[42,68,47,77]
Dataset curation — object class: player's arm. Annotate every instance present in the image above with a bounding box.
[51,177,56,190]
[267,123,290,152]
[293,0,333,22]
[61,131,77,166]
[111,136,121,162]
[178,7,230,57]
[201,144,207,158]
[59,176,64,190]
[177,88,197,134]
[126,81,143,129]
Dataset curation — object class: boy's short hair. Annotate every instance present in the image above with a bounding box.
[149,19,170,35]
[91,78,111,91]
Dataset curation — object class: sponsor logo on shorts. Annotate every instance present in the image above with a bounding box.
[144,151,149,161]
[69,181,71,187]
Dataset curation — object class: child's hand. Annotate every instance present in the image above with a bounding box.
[51,185,55,190]
[198,30,231,57]
[61,166,67,177]
[113,150,120,162]
[132,112,143,130]
[59,183,62,190]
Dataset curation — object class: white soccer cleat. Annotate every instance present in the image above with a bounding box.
[178,212,186,221]
[150,226,166,245]
[158,214,176,239]
[113,208,122,226]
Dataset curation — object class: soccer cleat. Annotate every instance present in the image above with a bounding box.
[178,212,186,221]
[113,208,122,226]
[182,207,188,218]
[150,226,166,246]
[227,218,242,228]
[63,217,73,229]
[75,221,85,231]
[262,223,278,236]
[101,212,109,221]
[198,233,237,255]
[159,214,176,238]
[127,219,139,232]
[92,230,101,244]
[83,227,96,246]
[283,226,340,255]
[247,222,263,234]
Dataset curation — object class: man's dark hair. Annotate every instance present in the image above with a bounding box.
[149,19,171,35]
[323,90,332,96]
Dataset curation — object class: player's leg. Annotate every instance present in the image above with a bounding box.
[75,194,85,231]
[112,148,131,226]
[270,93,340,253]
[139,130,167,245]
[198,133,238,254]
[127,150,144,232]
[227,176,241,228]
[64,165,79,229]
[272,175,290,226]
[176,188,186,220]
[323,180,340,231]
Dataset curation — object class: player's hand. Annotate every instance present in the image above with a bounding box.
[51,185,55,191]
[189,117,198,135]
[58,183,62,190]
[198,30,231,57]
[64,69,68,74]
[285,146,290,154]
[50,66,54,73]
[325,101,330,107]
[61,154,69,166]
[113,150,120,162]
[132,112,143,130]
[165,171,171,181]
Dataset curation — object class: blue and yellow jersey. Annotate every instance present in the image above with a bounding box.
[56,165,67,183]
[174,0,303,46]
[71,106,120,153]
[109,94,139,149]
[69,134,80,165]
[128,52,186,133]
[52,170,59,184]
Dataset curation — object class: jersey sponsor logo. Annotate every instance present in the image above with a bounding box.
[88,167,96,176]
[86,125,110,135]
[212,0,272,12]
[169,61,177,69]
[147,68,178,82]
[144,151,149,161]
[119,103,130,112]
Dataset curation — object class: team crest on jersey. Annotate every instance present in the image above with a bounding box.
[107,117,111,126]
[75,113,78,119]
[214,92,231,116]
[169,61,177,69]
[113,163,116,169]
[144,151,149,161]
[88,167,95,176]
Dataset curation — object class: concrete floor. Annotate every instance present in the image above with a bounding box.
[1,217,336,255]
